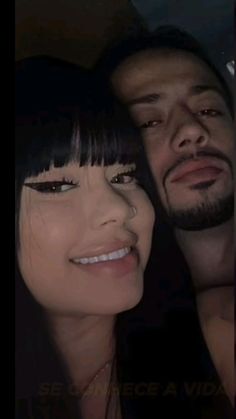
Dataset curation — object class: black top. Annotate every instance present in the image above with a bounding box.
[120,308,233,419]
[15,307,232,419]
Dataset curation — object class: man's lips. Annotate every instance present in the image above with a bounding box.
[169,159,225,184]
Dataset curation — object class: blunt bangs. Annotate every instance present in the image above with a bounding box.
[71,104,142,167]
[16,101,142,185]
[15,57,145,250]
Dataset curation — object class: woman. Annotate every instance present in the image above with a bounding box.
[15,57,155,419]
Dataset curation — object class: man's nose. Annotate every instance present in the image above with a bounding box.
[170,107,209,153]
[90,185,135,229]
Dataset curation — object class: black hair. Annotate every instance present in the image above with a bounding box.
[15,56,151,248]
[15,56,155,418]
[95,25,234,117]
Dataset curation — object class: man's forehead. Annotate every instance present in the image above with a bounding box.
[113,49,217,80]
[112,49,222,100]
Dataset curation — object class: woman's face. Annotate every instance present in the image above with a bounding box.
[18,162,154,316]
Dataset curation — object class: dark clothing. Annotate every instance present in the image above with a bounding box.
[15,308,232,418]
[120,308,233,419]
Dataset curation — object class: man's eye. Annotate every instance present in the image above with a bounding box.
[140,120,162,129]
[111,170,138,185]
[24,180,78,193]
[197,109,223,117]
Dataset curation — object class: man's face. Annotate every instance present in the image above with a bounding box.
[112,49,234,230]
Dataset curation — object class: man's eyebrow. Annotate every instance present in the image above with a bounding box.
[126,93,161,106]
[190,84,225,98]
[127,84,226,107]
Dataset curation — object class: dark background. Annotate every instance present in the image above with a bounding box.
[15,0,234,81]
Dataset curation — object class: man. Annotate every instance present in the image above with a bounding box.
[96,26,234,405]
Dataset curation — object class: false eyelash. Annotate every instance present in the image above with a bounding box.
[115,168,138,178]
[121,168,147,187]
[24,177,78,193]
[112,168,143,186]
[118,167,136,175]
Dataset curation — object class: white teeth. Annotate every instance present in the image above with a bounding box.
[73,247,131,265]
[79,258,89,265]
[100,255,108,261]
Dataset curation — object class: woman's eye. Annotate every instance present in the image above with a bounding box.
[140,120,162,129]
[197,108,223,117]
[24,180,78,193]
[111,170,138,185]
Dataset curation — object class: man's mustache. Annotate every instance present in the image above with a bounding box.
[163,148,233,186]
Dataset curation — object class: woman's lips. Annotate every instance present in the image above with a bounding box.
[71,248,140,278]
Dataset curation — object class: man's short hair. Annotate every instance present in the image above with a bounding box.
[96,25,233,117]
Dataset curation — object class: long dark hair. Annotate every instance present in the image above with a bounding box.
[15,56,155,418]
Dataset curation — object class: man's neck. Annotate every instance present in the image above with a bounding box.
[175,218,234,404]
[175,218,234,288]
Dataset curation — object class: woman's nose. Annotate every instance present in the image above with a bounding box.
[90,185,136,229]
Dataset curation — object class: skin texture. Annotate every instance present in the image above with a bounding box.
[111,49,234,405]
[111,49,234,218]
[18,162,154,317]
[18,161,154,418]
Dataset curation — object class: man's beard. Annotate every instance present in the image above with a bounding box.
[165,194,234,231]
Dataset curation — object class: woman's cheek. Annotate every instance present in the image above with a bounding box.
[19,204,75,265]
[131,189,155,267]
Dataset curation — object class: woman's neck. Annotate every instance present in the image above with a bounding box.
[47,312,115,394]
